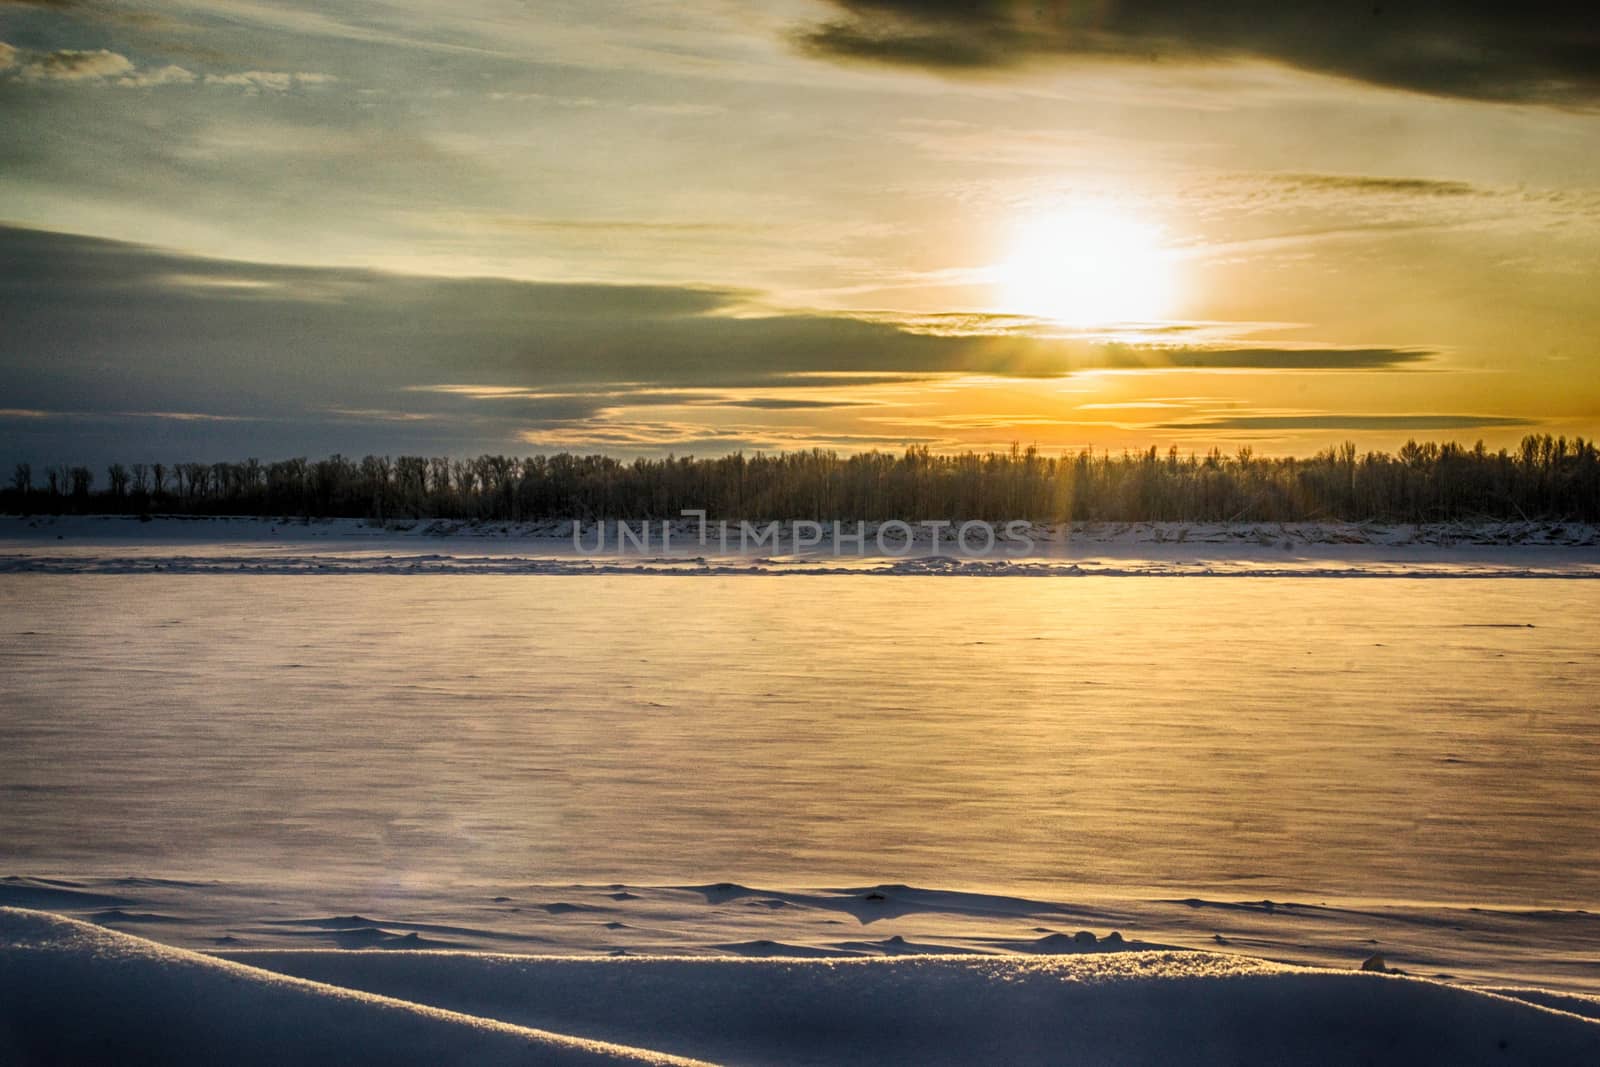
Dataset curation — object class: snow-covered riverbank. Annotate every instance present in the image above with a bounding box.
[5,901,1600,1065]
[3,514,1598,576]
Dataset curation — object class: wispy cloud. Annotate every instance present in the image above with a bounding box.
[1156,413,1533,432]
[324,407,438,423]
[424,213,768,238]
[17,47,132,81]
[118,64,197,88]
[1130,347,1435,371]
[0,407,260,422]
[518,421,935,452]
[1267,174,1483,198]
[202,70,336,93]
[0,38,331,91]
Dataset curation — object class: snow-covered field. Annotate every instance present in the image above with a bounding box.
[7,905,1600,1065]
[3,517,1598,1062]
[7,873,1600,997]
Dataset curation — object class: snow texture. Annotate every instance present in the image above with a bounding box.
[4,906,1600,1065]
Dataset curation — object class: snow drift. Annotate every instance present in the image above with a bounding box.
[6,906,1600,1065]
[0,908,697,1065]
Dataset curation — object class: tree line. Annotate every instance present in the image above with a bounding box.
[5,435,1598,523]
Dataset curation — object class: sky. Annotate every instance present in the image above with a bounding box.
[1,0,1597,466]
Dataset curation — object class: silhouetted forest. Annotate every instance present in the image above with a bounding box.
[5,436,1598,523]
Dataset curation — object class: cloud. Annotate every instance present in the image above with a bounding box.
[794,1,1600,105]
[4,51,310,93]
[19,47,133,81]
[0,224,1466,462]
[1156,414,1533,431]
[1120,347,1434,370]
[773,373,944,388]
[0,224,1440,394]
[0,41,206,89]
[2,44,340,93]
[517,421,935,451]
[405,384,883,416]
[202,70,336,93]
[441,214,767,237]
[0,407,259,422]
[830,311,1437,370]
[685,397,880,410]
[126,410,259,422]
[324,407,439,423]
[1267,174,1483,198]
[118,64,197,88]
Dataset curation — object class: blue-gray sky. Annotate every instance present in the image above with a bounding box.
[2,1,1597,466]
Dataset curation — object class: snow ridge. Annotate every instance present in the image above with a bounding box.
[6,906,1600,1065]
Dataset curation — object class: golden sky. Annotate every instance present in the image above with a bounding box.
[1,1,1596,462]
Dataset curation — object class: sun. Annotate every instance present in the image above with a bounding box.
[995,205,1177,328]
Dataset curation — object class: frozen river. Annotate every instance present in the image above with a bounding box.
[4,573,1595,910]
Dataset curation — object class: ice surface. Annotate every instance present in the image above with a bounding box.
[4,573,1596,912]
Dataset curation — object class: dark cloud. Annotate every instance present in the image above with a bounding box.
[684,397,882,410]
[795,1,1600,105]
[1270,174,1483,197]
[0,224,1444,463]
[1157,414,1533,431]
[768,374,944,388]
[1127,347,1433,370]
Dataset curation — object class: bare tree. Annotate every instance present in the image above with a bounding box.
[181,462,210,501]
[6,436,1599,523]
